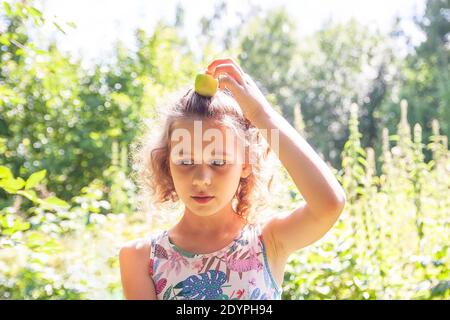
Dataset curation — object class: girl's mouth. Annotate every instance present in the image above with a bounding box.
[191,196,214,204]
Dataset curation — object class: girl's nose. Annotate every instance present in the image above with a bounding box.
[192,164,212,187]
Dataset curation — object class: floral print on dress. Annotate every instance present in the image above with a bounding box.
[224,247,263,272]
[148,223,282,300]
[175,270,227,300]
[158,249,189,277]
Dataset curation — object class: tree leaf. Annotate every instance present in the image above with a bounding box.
[0,34,10,46]
[357,157,367,167]
[28,7,43,19]
[53,22,66,34]
[43,196,70,209]
[0,166,13,179]
[3,2,11,16]
[17,190,38,202]
[25,169,47,190]
[28,7,44,25]
[66,21,77,29]
[0,177,25,192]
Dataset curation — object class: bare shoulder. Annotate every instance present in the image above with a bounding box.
[119,237,156,300]
[119,238,151,258]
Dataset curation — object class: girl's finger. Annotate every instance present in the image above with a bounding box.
[207,58,244,75]
[213,64,245,86]
[243,72,253,85]
[218,75,243,96]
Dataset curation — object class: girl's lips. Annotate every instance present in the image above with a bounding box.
[191,196,214,204]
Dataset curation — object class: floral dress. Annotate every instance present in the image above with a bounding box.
[148,222,282,300]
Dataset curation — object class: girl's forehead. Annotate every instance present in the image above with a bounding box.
[169,118,246,159]
[170,119,244,141]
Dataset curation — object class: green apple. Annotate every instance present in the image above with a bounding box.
[195,73,218,97]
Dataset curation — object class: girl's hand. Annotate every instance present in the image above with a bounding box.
[207,58,273,122]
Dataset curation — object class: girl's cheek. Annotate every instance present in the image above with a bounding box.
[172,169,189,183]
[216,165,243,180]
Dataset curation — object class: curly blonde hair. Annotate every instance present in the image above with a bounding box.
[131,87,279,226]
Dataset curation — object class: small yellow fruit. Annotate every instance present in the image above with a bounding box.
[194,73,218,97]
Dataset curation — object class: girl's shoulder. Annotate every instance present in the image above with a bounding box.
[119,227,167,256]
[119,231,166,272]
[119,237,158,299]
[119,237,151,262]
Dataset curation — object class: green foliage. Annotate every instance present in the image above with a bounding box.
[380,0,449,153]
[0,0,448,300]
[283,101,450,300]
[0,0,200,203]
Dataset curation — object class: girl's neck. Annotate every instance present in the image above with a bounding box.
[177,203,247,236]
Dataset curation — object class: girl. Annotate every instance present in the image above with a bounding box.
[119,58,346,300]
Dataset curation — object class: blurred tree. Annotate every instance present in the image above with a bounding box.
[239,14,397,167]
[380,0,450,161]
[416,0,449,133]
[238,7,297,117]
[0,1,199,209]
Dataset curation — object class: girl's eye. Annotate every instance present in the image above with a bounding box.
[177,159,194,166]
[175,159,226,166]
[210,159,226,166]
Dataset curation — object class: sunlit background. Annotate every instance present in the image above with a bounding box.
[0,0,449,299]
[31,0,426,67]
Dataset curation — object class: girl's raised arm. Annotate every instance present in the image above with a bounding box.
[208,58,346,259]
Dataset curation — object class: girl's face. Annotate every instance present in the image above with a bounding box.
[169,118,250,217]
